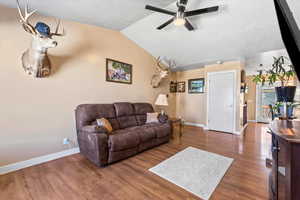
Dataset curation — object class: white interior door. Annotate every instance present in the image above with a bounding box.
[208,71,235,133]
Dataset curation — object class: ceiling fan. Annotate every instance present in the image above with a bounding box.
[145,0,219,31]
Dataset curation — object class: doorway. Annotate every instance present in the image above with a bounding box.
[256,84,277,123]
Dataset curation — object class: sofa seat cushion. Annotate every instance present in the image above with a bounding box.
[144,123,171,138]
[109,130,140,151]
[127,126,156,142]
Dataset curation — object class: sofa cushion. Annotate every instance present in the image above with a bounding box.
[155,123,171,138]
[117,116,137,129]
[133,103,154,126]
[76,104,120,130]
[145,123,171,138]
[109,131,140,151]
[127,126,156,142]
[114,103,138,129]
[133,103,154,115]
[114,102,134,117]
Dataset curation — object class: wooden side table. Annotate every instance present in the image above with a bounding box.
[169,118,183,139]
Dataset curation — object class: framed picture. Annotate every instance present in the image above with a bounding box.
[177,81,186,93]
[170,81,177,93]
[188,78,205,93]
[106,58,132,84]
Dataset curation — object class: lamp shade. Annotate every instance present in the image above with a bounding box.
[155,94,168,106]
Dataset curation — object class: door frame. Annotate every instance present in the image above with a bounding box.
[206,70,237,134]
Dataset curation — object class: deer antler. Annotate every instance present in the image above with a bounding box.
[156,56,166,71]
[166,59,176,70]
[16,0,37,35]
[51,20,66,37]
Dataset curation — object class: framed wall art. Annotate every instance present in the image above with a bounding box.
[177,81,186,93]
[106,59,132,84]
[170,81,177,93]
[188,78,205,93]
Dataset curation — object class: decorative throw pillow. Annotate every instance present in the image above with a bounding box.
[97,118,113,133]
[146,112,159,124]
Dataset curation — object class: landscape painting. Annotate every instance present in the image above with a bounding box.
[188,78,205,93]
[106,59,132,84]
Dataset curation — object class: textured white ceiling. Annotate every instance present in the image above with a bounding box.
[122,0,300,70]
[0,0,175,30]
[245,49,288,75]
[1,0,300,71]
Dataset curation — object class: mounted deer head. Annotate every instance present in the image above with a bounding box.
[16,0,65,78]
[151,56,176,88]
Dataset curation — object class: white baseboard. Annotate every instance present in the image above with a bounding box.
[184,122,207,129]
[247,120,257,123]
[0,147,80,175]
[203,126,210,130]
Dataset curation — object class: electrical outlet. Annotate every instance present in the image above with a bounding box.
[63,138,70,145]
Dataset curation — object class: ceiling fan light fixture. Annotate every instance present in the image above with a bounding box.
[174,17,185,26]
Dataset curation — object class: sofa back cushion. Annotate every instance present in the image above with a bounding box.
[75,104,119,131]
[114,102,138,129]
[133,103,155,125]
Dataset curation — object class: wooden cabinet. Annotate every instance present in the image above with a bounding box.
[243,104,248,126]
[170,118,183,140]
[269,120,300,200]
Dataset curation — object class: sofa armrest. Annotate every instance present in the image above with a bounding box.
[81,125,108,134]
[78,130,108,167]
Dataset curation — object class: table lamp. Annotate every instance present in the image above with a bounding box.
[155,94,168,115]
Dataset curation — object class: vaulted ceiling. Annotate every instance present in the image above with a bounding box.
[122,0,300,70]
[1,0,300,70]
[0,0,175,30]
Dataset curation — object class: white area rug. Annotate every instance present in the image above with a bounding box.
[149,147,234,200]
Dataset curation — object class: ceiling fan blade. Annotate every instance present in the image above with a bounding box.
[184,19,194,31]
[157,18,175,30]
[185,6,219,17]
[145,5,176,16]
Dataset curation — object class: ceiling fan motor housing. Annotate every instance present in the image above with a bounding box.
[177,0,188,13]
[179,0,188,6]
[176,12,185,19]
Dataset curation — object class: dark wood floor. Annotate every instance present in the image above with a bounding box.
[0,123,271,200]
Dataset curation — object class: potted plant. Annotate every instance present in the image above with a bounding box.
[271,102,300,118]
[253,56,296,102]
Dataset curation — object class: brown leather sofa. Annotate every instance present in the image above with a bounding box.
[75,102,171,167]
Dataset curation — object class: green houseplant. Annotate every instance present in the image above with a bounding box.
[271,102,300,119]
[253,56,296,102]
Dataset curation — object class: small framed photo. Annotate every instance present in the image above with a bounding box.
[177,81,186,93]
[188,78,205,93]
[170,81,177,93]
[106,59,132,84]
